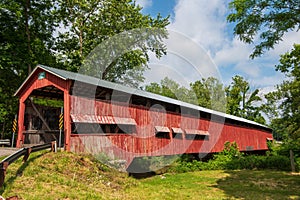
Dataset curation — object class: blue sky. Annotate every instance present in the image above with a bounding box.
[136,0,300,93]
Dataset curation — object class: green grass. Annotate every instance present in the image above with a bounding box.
[1,151,299,199]
[1,151,137,199]
[126,170,300,200]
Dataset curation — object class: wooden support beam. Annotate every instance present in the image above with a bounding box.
[64,81,71,151]
[16,101,25,148]
[29,98,51,131]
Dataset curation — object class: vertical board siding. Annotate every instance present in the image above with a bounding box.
[70,96,272,164]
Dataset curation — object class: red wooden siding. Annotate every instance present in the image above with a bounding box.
[69,96,272,164]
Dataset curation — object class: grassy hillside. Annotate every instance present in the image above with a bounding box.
[1,151,299,199]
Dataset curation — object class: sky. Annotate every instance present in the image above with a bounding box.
[136,0,300,92]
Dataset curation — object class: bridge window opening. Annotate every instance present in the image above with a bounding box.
[171,127,183,139]
[72,123,136,134]
[155,126,170,139]
[70,114,137,134]
[184,129,209,140]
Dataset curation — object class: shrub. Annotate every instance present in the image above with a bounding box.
[167,141,294,173]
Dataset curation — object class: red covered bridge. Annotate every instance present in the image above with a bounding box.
[14,65,272,170]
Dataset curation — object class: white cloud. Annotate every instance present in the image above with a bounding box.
[144,29,222,88]
[143,0,300,89]
[251,73,286,88]
[170,0,227,51]
[214,38,253,66]
[265,31,300,58]
[144,0,230,86]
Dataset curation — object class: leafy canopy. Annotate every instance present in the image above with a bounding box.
[225,75,265,124]
[227,0,300,58]
[55,0,169,87]
[145,77,198,105]
[0,0,59,138]
[145,76,265,124]
[264,44,300,149]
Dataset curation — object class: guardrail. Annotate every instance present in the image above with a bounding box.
[0,139,10,146]
[0,141,57,187]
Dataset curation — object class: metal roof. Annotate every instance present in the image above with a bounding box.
[15,65,271,130]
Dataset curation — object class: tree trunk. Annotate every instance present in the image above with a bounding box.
[290,149,295,172]
[0,121,5,139]
[102,60,117,80]
[25,0,32,75]
[79,27,83,58]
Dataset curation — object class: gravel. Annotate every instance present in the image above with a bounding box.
[0,148,18,158]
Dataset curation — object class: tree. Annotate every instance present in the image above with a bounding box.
[0,0,59,138]
[145,77,226,112]
[190,79,211,109]
[190,77,226,112]
[56,0,169,87]
[145,77,197,104]
[226,75,265,124]
[264,44,300,148]
[227,0,300,58]
[0,0,58,76]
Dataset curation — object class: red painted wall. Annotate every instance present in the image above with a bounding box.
[69,96,272,164]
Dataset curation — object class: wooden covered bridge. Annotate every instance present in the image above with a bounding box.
[14,65,273,169]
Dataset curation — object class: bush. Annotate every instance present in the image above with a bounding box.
[295,157,300,172]
[167,141,294,173]
[226,155,291,171]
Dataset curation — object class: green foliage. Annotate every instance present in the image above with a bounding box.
[203,141,243,170]
[0,0,59,138]
[227,0,300,58]
[226,75,266,124]
[145,76,226,112]
[220,141,243,158]
[225,155,291,171]
[168,141,294,173]
[264,44,300,151]
[146,76,266,124]
[33,98,64,108]
[190,77,226,112]
[55,0,169,87]
[145,77,198,105]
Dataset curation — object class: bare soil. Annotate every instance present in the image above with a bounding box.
[0,148,18,157]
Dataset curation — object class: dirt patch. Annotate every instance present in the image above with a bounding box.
[0,148,19,157]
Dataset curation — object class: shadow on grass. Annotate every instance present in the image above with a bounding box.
[215,170,300,200]
[0,152,45,195]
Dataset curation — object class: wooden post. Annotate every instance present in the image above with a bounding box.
[290,149,295,172]
[59,107,63,149]
[11,114,17,147]
[16,100,26,148]
[0,162,9,187]
[64,81,71,151]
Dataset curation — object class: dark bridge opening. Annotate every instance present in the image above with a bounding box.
[23,85,64,147]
